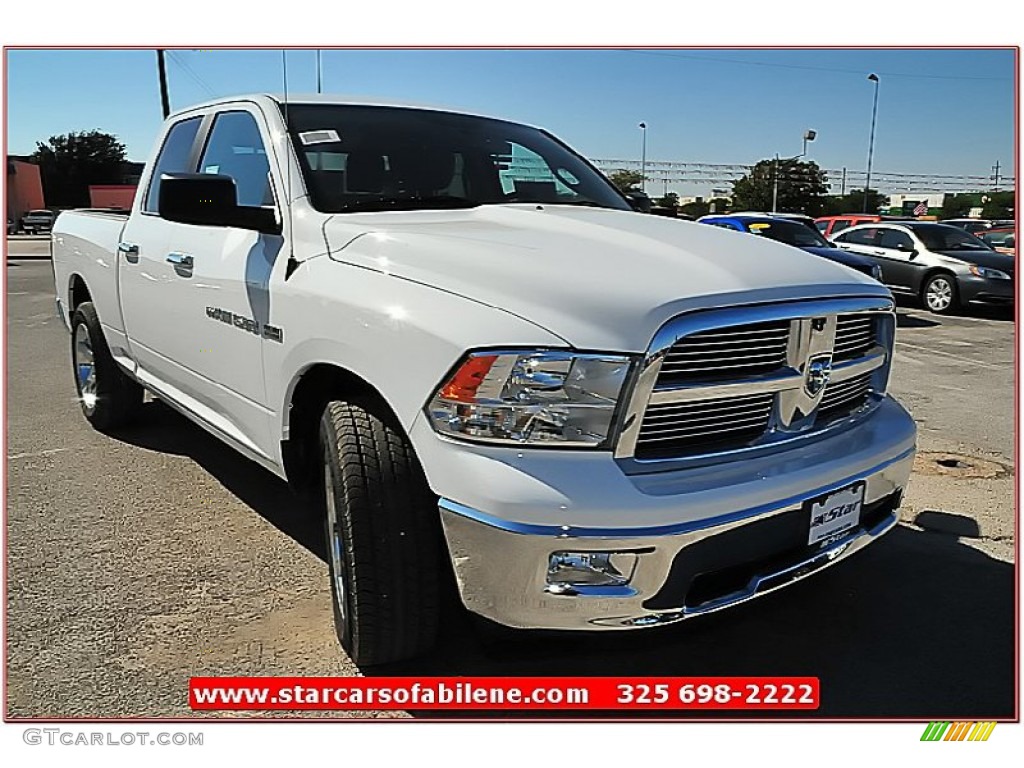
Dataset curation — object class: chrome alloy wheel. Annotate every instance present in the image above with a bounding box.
[73,322,98,415]
[925,276,954,312]
[324,454,347,623]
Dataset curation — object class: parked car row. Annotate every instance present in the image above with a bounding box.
[698,212,1014,315]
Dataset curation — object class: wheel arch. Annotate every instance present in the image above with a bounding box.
[68,273,93,311]
[280,361,408,493]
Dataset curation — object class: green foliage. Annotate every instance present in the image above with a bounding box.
[820,189,886,216]
[731,158,829,216]
[679,197,731,218]
[608,169,646,193]
[31,130,127,208]
[981,190,1014,220]
[654,192,679,209]
[941,193,979,219]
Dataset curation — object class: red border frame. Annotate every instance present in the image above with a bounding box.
[2,44,1019,725]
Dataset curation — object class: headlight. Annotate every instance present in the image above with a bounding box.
[426,350,633,447]
[969,265,1011,280]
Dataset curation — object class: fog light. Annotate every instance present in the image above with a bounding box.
[547,551,637,590]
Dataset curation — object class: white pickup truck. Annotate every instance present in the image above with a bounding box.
[52,94,916,665]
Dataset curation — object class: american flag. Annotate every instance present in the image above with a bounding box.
[913,201,928,216]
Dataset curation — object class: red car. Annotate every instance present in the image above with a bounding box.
[977,226,1015,256]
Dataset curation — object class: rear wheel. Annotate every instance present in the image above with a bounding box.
[319,400,442,666]
[70,302,143,431]
[922,274,959,314]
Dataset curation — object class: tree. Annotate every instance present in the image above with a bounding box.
[678,197,731,219]
[31,130,127,208]
[607,169,646,193]
[941,193,978,219]
[981,190,1014,220]
[654,192,679,209]
[731,158,829,215]
[820,189,887,216]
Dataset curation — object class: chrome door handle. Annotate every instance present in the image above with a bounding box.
[118,241,140,263]
[166,252,194,268]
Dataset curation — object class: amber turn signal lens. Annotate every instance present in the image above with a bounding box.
[439,354,499,402]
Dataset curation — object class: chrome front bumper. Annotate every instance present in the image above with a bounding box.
[439,445,913,630]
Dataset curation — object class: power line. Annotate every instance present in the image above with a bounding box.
[592,158,1014,193]
[619,49,1013,83]
[166,51,216,98]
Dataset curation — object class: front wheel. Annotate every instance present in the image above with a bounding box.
[70,302,144,431]
[922,274,959,314]
[319,400,442,666]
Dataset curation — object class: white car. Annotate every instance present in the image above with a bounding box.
[52,94,916,664]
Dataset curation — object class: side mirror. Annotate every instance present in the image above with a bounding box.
[624,190,652,214]
[158,173,281,235]
[907,249,919,258]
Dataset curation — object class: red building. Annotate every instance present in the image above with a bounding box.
[89,184,137,210]
[6,158,46,224]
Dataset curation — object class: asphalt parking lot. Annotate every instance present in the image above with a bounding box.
[4,241,1016,719]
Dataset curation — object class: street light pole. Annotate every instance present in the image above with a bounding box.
[772,153,780,213]
[638,122,647,193]
[773,130,815,212]
[863,73,880,213]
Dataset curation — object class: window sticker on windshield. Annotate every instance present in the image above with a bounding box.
[299,129,341,145]
[556,168,580,186]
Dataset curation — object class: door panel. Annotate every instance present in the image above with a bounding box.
[120,107,283,460]
[873,229,920,291]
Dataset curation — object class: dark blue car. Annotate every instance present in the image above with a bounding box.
[697,214,882,281]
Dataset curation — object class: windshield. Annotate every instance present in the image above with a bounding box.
[745,219,831,248]
[912,224,994,251]
[283,104,630,214]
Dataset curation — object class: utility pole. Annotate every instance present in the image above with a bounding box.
[841,167,847,196]
[991,160,1001,190]
[316,49,322,94]
[156,49,171,118]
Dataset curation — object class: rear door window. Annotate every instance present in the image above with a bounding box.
[144,117,202,213]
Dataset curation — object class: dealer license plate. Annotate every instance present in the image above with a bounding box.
[806,482,865,546]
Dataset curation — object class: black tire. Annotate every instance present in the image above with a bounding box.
[319,400,441,666]
[921,273,959,315]
[70,302,144,431]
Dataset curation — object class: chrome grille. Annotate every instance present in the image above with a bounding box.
[635,393,774,459]
[833,314,876,362]
[619,298,893,464]
[658,320,790,381]
[818,371,872,419]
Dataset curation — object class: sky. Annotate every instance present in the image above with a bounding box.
[4,47,1016,197]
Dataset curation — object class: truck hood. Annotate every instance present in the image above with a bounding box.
[323,204,890,352]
